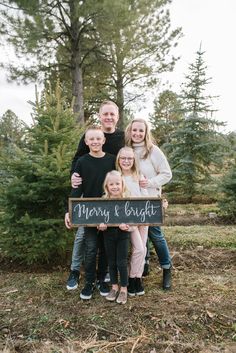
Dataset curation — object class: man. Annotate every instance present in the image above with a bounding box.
[66,101,125,294]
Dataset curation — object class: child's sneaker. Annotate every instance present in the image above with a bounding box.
[80,283,94,300]
[127,277,136,296]
[104,272,110,283]
[106,289,118,302]
[97,281,110,296]
[135,278,145,296]
[116,291,127,304]
[66,270,80,290]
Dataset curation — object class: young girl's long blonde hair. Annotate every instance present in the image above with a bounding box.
[103,170,129,198]
[125,118,154,159]
[116,147,140,180]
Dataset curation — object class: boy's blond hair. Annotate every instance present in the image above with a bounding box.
[85,124,104,138]
[103,170,129,198]
[116,146,139,180]
[125,118,154,159]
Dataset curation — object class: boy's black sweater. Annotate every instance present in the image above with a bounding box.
[70,129,124,175]
[70,153,116,198]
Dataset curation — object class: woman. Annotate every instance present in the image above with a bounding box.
[125,118,172,290]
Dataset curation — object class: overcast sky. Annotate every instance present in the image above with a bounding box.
[0,0,235,133]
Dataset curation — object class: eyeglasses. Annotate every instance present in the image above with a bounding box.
[119,157,134,161]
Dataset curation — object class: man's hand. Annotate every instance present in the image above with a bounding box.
[65,212,72,229]
[71,172,82,188]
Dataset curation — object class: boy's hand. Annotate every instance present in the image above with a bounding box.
[65,212,72,229]
[71,172,82,188]
[97,223,107,231]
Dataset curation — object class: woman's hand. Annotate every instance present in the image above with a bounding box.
[71,172,83,188]
[65,212,72,229]
[162,198,169,209]
[97,223,107,231]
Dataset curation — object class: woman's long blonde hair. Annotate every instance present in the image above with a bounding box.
[125,118,154,159]
[103,170,129,198]
[116,146,139,180]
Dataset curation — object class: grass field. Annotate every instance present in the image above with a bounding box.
[1,206,236,353]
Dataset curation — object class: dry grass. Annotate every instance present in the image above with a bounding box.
[1,245,235,353]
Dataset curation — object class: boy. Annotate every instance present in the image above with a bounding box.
[66,101,124,292]
[65,125,116,300]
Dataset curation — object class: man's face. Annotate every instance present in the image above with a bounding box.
[99,104,119,133]
[85,129,105,153]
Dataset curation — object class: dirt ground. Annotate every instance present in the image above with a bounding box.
[1,247,236,353]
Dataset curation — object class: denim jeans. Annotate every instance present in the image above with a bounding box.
[103,228,130,287]
[83,228,107,284]
[71,227,107,282]
[71,227,85,272]
[146,226,171,269]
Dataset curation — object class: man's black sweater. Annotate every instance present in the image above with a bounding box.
[70,153,116,198]
[70,129,124,175]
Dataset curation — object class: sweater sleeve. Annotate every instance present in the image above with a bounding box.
[147,146,172,188]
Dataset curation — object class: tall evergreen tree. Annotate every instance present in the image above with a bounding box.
[166,48,225,202]
[96,0,181,128]
[0,0,105,123]
[0,0,181,128]
[0,82,82,264]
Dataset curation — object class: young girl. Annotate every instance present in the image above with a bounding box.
[116,146,149,296]
[98,170,134,305]
[125,118,173,290]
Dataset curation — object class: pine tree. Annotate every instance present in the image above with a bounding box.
[218,132,236,221]
[96,0,181,128]
[0,82,82,264]
[0,109,26,150]
[218,163,236,222]
[165,48,225,202]
[150,90,183,147]
[0,0,181,127]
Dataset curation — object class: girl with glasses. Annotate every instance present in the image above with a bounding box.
[116,146,149,296]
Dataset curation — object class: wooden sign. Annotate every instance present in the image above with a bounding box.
[69,197,163,227]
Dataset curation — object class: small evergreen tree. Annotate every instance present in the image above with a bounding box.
[218,163,236,222]
[149,90,183,147]
[165,48,225,202]
[218,132,236,221]
[0,82,82,264]
[0,110,26,150]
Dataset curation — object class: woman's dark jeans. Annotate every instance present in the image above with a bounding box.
[145,226,171,269]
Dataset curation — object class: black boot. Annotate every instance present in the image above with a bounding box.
[162,268,171,290]
[135,278,145,296]
[142,263,149,277]
[127,277,136,296]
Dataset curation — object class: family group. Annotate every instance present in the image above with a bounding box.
[64,101,172,305]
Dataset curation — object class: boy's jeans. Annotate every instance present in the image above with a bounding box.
[71,227,107,283]
[71,227,85,272]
